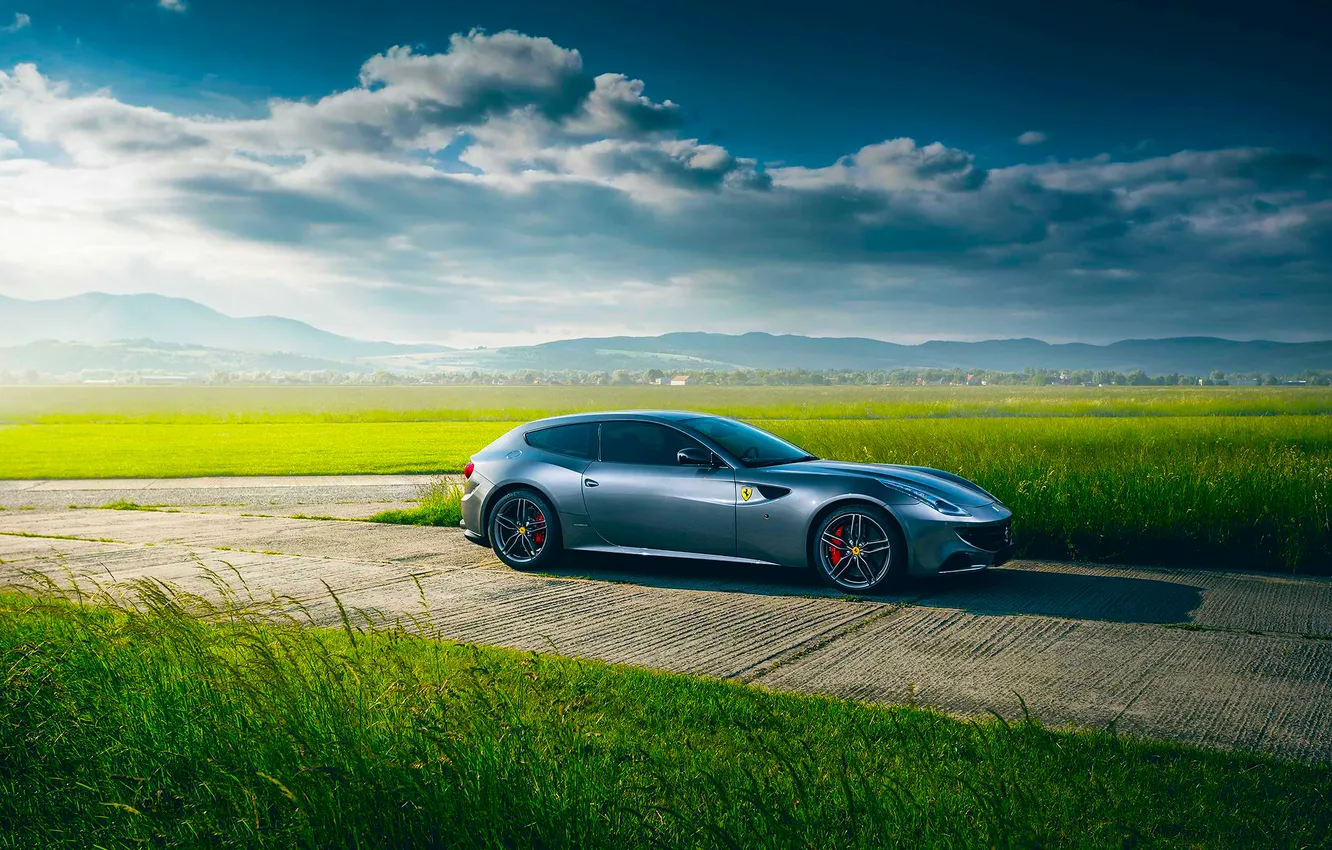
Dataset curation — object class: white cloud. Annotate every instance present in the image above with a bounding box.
[1017,130,1046,145]
[0,30,1327,345]
[1,12,30,33]
[158,0,187,12]
[771,138,985,192]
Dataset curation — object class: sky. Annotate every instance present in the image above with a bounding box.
[0,0,1329,347]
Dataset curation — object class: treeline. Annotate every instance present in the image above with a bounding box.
[206,366,1332,386]
[5,366,1331,387]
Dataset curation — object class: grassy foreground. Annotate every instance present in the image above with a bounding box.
[2,585,1329,849]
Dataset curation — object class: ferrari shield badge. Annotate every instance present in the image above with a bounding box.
[740,486,753,502]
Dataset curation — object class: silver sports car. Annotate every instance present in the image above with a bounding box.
[459,411,1014,593]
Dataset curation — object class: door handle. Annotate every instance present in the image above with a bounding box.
[584,479,599,487]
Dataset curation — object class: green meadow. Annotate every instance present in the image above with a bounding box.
[0,385,1329,572]
[2,585,1328,849]
[3,383,1330,422]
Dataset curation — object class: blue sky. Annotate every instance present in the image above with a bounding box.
[0,0,1329,345]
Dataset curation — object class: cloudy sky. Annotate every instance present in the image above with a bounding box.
[1,0,1329,347]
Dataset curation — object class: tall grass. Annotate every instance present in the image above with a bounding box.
[2,579,1328,848]
[368,476,463,526]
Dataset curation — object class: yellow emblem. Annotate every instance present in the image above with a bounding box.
[740,487,753,502]
[851,546,861,556]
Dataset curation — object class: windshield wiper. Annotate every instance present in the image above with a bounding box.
[747,454,818,468]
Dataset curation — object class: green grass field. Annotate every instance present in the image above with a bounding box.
[3,383,1330,422]
[3,585,1328,849]
[1,385,1329,572]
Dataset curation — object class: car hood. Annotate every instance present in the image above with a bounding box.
[767,460,999,507]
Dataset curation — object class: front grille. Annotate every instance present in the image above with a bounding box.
[957,521,1012,551]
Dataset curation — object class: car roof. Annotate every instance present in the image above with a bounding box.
[522,410,719,429]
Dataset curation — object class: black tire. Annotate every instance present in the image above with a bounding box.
[488,489,562,570]
[810,504,907,593]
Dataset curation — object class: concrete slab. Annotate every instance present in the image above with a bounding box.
[0,480,45,492]
[198,502,418,519]
[17,478,163,492]
[921,561,1332,636]
[11,475,438,491]
[153,475,437,490]
[343,569,892,680]
[0,535,126,567]
[753,606,1332,762]
[0,474,445,511]
[1,511,482,572]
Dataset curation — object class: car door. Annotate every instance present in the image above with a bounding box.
[581,420,736,557]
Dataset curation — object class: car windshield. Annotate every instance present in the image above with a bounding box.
[681,417,816,467]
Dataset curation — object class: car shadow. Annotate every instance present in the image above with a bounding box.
[543,553,1204,625]
[542,551,846,598]
[917,565,1204,624]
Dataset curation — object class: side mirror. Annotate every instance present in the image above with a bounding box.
[677,447,714,466]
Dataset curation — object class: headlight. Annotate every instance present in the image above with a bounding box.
[878,480,971,517]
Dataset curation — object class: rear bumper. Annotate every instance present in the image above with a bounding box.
[459,471,492,543]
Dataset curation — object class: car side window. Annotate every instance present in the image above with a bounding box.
[524,423,598,459]
[600,421,705,466]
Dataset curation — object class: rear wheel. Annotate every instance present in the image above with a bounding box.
[488,489,562,570]
[811,504,906,593]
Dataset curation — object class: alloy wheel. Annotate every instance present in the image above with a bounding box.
[492,497,548,564]
[819,511,893,589]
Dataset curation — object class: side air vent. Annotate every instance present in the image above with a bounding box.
[757,485,791,501]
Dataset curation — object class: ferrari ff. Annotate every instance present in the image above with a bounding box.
[459,411,1014,593]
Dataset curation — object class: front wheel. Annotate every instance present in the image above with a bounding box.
[488,489,562,570]
[811,504,906,593]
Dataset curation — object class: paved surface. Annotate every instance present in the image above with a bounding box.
[0,474,436,511]
[2,476,1330,762]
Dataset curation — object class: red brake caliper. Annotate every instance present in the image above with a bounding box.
[534,512,546,547]
[828,523,845,566]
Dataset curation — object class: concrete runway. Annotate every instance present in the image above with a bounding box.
[2,475,1330,761]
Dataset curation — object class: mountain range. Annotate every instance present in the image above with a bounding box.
[2,293,1331,377]
[459,333,1332,376]
[0,293,449,360]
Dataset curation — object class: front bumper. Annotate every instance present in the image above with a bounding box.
[895,501,1015,576]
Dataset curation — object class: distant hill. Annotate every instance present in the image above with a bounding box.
[412,332,1332,375]
[0,340,372,376]
[0,293,451,360]
[3,294,1331,376]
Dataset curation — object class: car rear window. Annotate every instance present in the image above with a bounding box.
[524,423,599,459]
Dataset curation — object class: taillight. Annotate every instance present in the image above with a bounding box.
[463,462,475,479]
